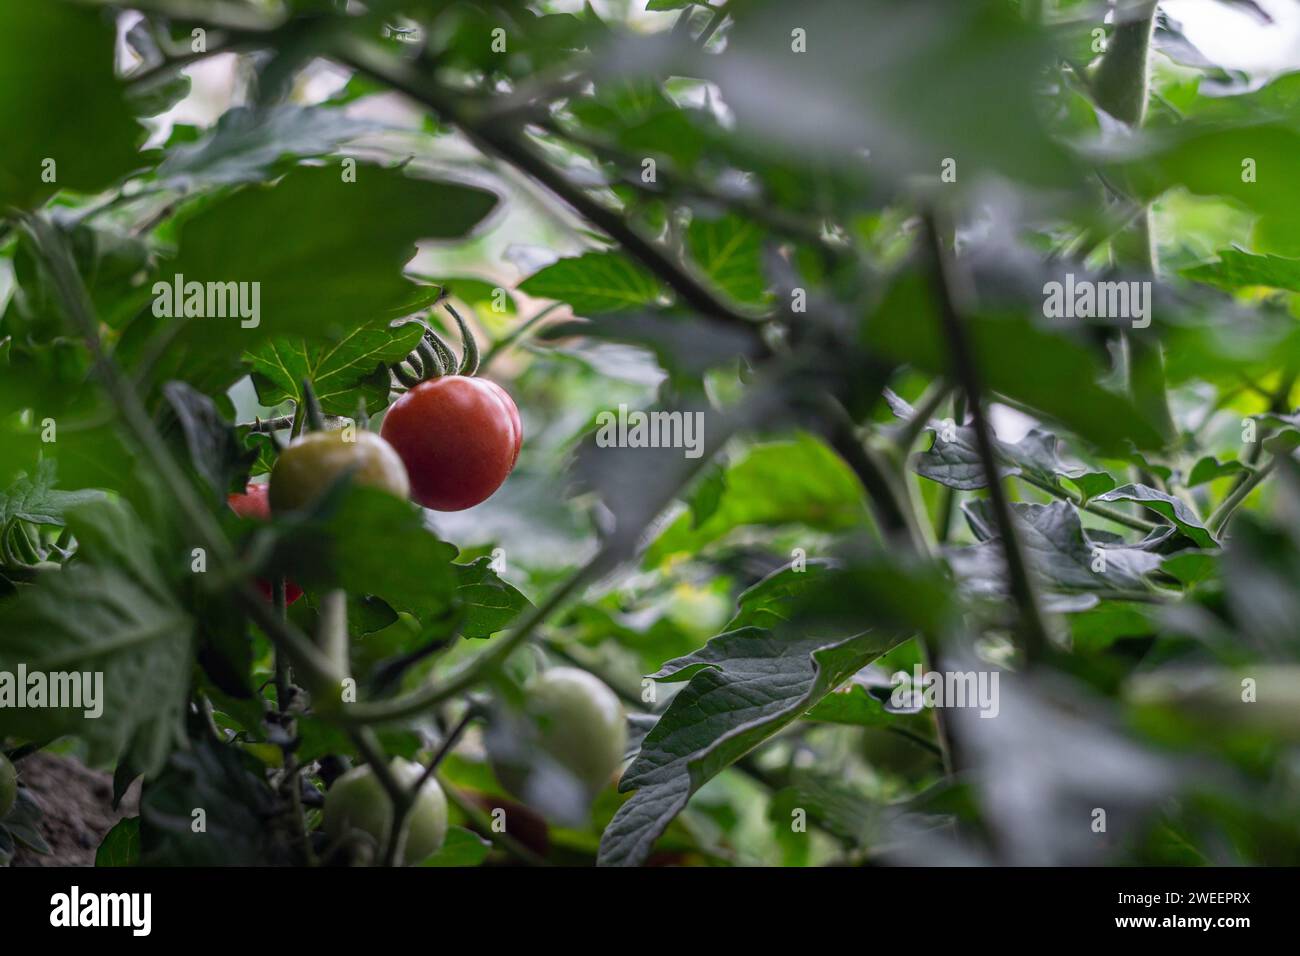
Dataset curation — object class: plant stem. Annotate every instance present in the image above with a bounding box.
[342,554,606,724]
[439,777,548,867]
[893,379,952,455]
[1093,0,1175,443]
[1208,457,1276,535]
[478,303,563,373]
[22,215,341,696]
[923,214,1050,665]
[1017,474,1160,533]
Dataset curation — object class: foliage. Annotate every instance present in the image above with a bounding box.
[2,0,1300,868]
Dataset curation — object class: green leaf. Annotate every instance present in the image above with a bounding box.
[686,214,769,305]
[246,322,425,416]
[598,625,901,866]
[420,825,492,866]
[1094,484,1218,548]
[597,561,923,866]
[708,0,1077,187]
[0,460,104,528]
[1066,600,1157,653]
[454,557,532,639]
[1127,123,1300,256]
[162,380,256,497]
[139,735,284,865]
[2,789,51,855]
[952,500,1162,595]
[518,251,662,314]
[95,817,141,867]
[0,499,192,775]
[161,164,498,354]
[804,677,899,727]
[0,0,143,210]
[157,104,380,190]
[1187,456,1249,488]
[270,486,460,639]
[644,434,867,566]
[1182,248,1300,293]
[864,272,1165,453]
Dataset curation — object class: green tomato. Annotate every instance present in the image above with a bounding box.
[0,753,17,820]
[526,667,627,793]
[323,758,447,865]
[269,429,410,513]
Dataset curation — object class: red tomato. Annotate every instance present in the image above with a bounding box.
[227,482,303,605]
[380,376,522,511]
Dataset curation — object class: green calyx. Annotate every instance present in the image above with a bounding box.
[389,294,480,390]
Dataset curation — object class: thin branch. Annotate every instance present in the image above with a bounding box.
[341,553,607,724]
[923,213,1050,664]
[1208,456,1276,535]
[333,36,762,338]
[479,303,564,373]
[1016,474,1160,533]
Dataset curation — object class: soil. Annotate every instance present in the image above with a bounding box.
[10,751,140,867]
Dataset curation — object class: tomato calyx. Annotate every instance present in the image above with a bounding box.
[390,296,480,390]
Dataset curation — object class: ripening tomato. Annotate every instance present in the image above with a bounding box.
[269,430,410,513]
[380,376,522,511]
[227,482,303,605]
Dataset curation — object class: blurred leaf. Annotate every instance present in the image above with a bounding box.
[161,164,498,354]
[140,734,284,865]
[863,271,1165,453]
[686,214,769,305]
[1182,248,1300,293]
[644,434,866,566]
[0,0,143,210]
[705,0,1077,186]
[420,825,492,866]
[455,557,532,639]
[0,459,104,528]
[162,380,256,497]
[157,105,380,189]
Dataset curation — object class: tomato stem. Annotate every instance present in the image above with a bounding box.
[445,301,479,375]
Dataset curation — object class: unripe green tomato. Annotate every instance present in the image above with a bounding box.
[269,430,409,513]
[0,753,17,820]
[527,667,627,793]
[323,758,447,865]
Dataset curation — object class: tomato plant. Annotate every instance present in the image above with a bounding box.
[2,0,1300,880]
